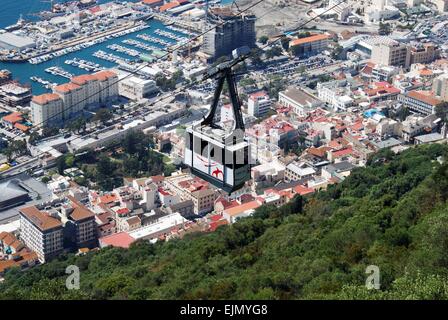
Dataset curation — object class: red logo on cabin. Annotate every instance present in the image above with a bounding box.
[212,168,223,178]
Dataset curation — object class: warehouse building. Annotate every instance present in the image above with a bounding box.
[0,33,36,51]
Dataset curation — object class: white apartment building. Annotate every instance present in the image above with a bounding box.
[278,87,323,116]
[53,82,85,119]
[31,70,119,126]
[317,80,353,111]
[19,206,64,263]
[30,93,63,126]
[398,90,442,116]
[247,91,271,117]
[118,76,158,100]
[285,162,316,181]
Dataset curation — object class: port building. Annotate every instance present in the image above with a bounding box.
[0,33,36,51]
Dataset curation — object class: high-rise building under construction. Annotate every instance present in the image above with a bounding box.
[202,7,256,61]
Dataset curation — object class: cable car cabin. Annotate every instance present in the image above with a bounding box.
[185,123,250,194]
[184,45,252,193]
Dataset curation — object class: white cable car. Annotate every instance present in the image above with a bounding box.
[184,47,251,193]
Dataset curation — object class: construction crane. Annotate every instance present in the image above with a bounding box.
[184,46,251,194]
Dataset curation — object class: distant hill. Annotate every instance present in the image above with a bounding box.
[2,143,448,300]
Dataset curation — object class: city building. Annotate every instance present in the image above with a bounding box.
[288,34,330,57]
[164,173,218,215]
[247,91,271,117]
[278,87,323,116]
[0,180,29,210]
[433,74,448,102]
[285,162,316,182]
[409,43,439,65]
[31,70,118,126]
[371,42,410,68]
[19,206,64,263]
[118,76,158,100]
[63,196,98,249]
[202,7,256,61]
[30,93,63,126]
[398,90,442,115]
[317,80,354,111]
[0,83,32,107]
[434,0,448,12]
[0,70,12,85]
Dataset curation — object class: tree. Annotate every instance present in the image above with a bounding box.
[331,44,343,60]
[67,117,87,134]
[249,48,264,67]
[379,22,392,35]
[265,46,282,59]
[258,35,268,45]
[42,126,60,138]
[290,45,301,57]
[93,109,112,124]
[281,37,290,51]
[435,102,448,123]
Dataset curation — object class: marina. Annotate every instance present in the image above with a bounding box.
[65,58,105,72]
[0,0,229,95]
[107,44,142,57]
[154,29,187,42]
[136,33,172,47]
[122,39,162,53]
[44,66,74,79]
[93,50,132,64]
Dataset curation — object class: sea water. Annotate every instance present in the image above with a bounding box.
[0,0,233,95]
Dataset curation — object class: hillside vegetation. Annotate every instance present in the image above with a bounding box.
[2,144,448,299]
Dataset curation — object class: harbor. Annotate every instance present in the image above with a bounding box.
[0,0,229,95]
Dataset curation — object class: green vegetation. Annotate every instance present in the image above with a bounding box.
[2,144,448,299]
[56,131,175,191]
[0,139,27,162]
[258,35,269,45]
[155,70,184,91]
[379,22,392,35]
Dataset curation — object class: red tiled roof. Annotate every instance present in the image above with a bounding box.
[407,90,442,106]
[293,185,314,196]
[99,194,118,204]
[159,1,179,11]
[143,0,163,3]
[54,82,81,93]
[32,93,61,105]
[289,34,329,47]
[14,123,30,132]
[332,147,353,158]
[209,219,228,232]
[2,112,22,124]
[100,232,134,248]
[20,206,62,231]
[224,200,261,217]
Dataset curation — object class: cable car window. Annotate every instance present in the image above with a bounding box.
[225,148,233,169]
[233,146,249,170]
[210,144,223,164]
[193,135,202,154]
[186,132,193,150]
